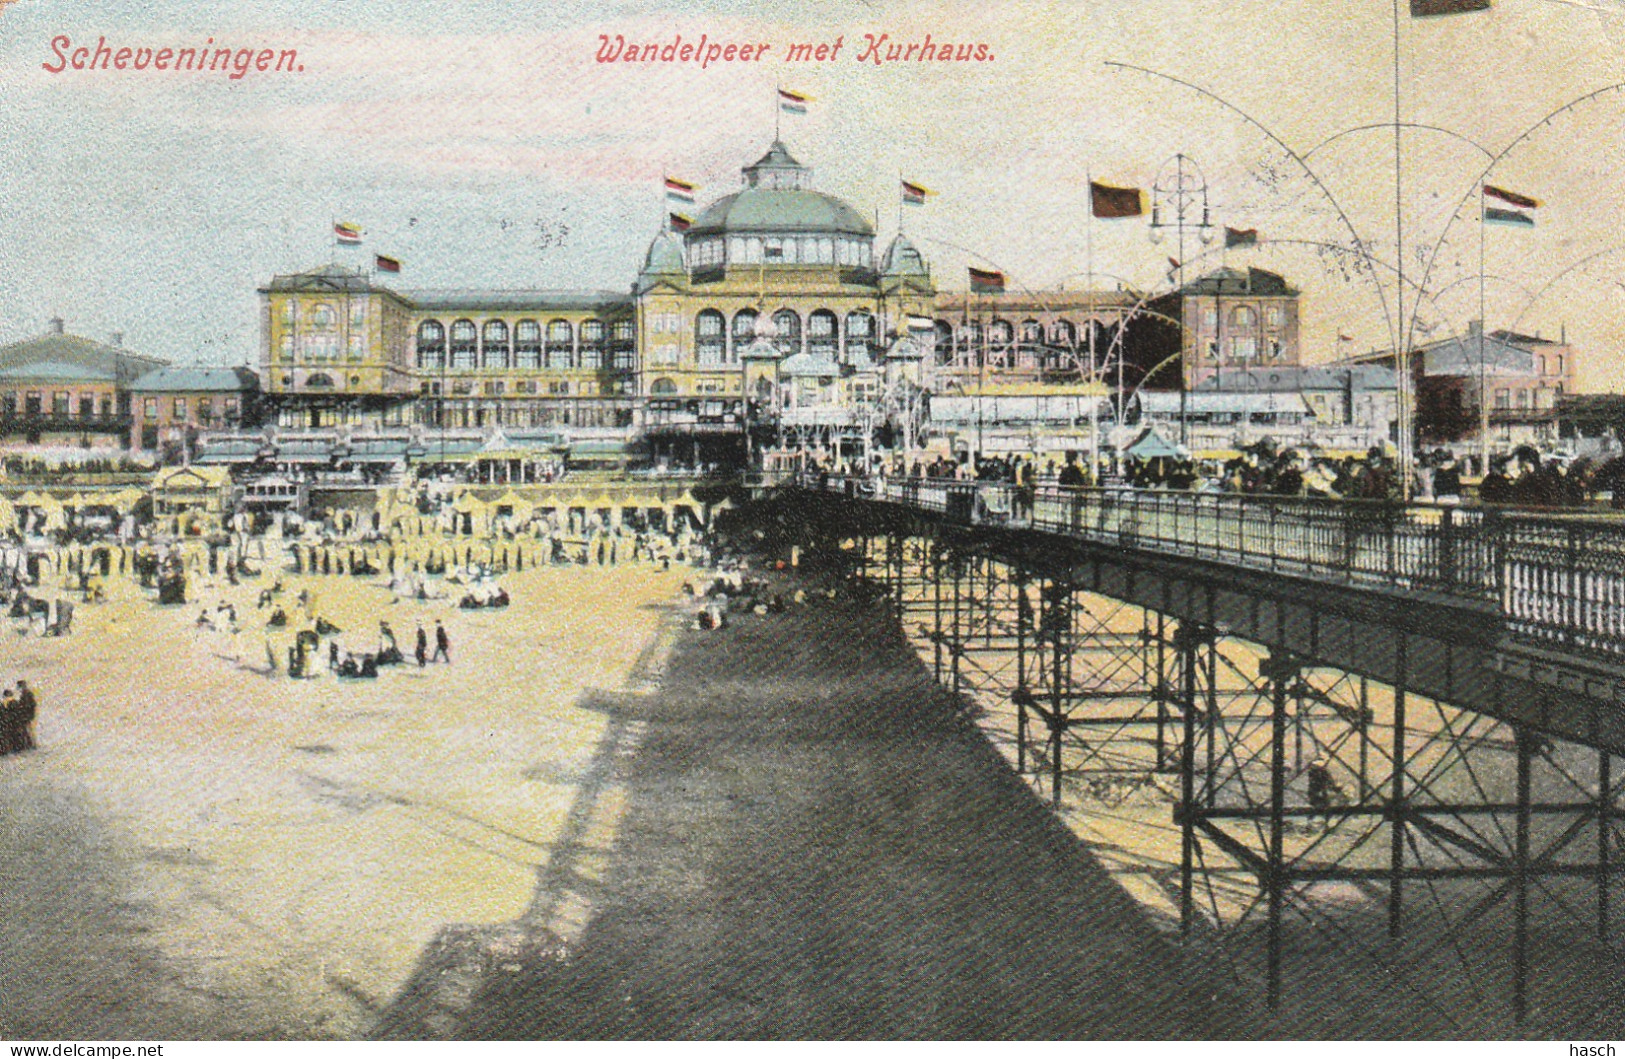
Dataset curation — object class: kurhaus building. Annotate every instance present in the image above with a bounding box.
[259,140,939,462]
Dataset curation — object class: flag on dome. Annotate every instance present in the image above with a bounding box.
[1410,0,1489,14]
[374,254,402,273]
[668,212,694,233]
[1090,182,1143,219]
[1225,226,1259,248]
[333,222,363,245]
[665,176,696,204]
[778,88,810,115]
[968,267,1005,294]
[901,180,934,206]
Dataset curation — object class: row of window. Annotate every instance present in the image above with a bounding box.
[281,301,366,331]
[415,317,636,370]
[1200,305,1289,331]
[142,396,241,420]
[2,391,117,417]
[417,379,630,397]
[687,307,877,366]
[686,234,874,269]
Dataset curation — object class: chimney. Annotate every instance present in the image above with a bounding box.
[48,317,64,335]
[1467,319,1483,336]
[109,332,124,348]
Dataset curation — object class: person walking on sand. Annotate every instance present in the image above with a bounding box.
[432,619,450,664]
[14,680,38,752]
[0,687,18,755]
[415,622,428,667]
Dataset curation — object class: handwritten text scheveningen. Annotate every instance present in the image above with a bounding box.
[42,35,304,78]
[595,32,994,69]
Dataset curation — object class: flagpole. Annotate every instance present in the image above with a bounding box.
[1087,169,1100,479]
[897,169,904,235]
[775,85,781,140]
[1479,183,1489,477]
[1393,0,1413,501]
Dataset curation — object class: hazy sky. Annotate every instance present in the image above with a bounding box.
[4,0,1625,388]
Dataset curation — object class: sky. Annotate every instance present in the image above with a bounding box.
[4,0,1625,389]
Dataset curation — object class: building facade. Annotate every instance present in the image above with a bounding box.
[0,320,165,449]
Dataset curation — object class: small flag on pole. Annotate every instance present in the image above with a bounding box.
[665,176,697,204]
[669,212,694,233]
[1484,207,1535,228]
[1225,226,1259,248]
[1410,0,1490,14]
[968,267,1005,294]
[778,89,810,115]
[1338,332,1355,342]
[374,254,402,273]
[901,179,934,206]
[1090,182,1144,219]
[334,222,363,246]
[1484,185,1540,209]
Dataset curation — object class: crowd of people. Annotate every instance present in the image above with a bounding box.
[804,440,1623,510]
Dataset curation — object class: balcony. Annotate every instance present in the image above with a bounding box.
[0,412,134,436]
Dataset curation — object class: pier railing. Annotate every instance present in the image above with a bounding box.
[799,473,1625,662]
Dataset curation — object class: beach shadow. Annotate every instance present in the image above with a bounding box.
[370,592,1269,1040]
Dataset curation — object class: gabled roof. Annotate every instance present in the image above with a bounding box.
[0,329,168,383]
[780,351,841,377]
[0,360,116,382]
[1193,364,1395,392]
[401,290,633,314]
[261,264,393,296]
[1417,331,1533,376]
[1179,267,1297,297]
[127,366,259,393]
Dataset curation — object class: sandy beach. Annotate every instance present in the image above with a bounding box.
[0,555,686,1039]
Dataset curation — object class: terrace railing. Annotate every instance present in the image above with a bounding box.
[797,473,1625,662]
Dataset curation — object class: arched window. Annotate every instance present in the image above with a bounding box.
[989,318,1014,348]
[311,304,337,330]
[1051,319,1077,347]
[772,309,801,357]
[695,309,726,366]
[515,320,542,368]
[808,309,838,359]
[304,372,335,388]
[417,320,445,369]
[482,320,510,369]
[546,319,573,369]
[962,321,984,365]
[650,377,678,395]
[1230,305,1259,330]
[934,320,954,365]
[844,311,874,364]
[450,319,478,369]
[732,309,759,360]
[580,319,606,370]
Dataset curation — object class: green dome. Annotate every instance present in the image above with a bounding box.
[880,233,929,277]
[690,188,873,237]
[640,230,686,275]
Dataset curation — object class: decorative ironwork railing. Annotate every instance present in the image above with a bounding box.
[796,473,1625,662]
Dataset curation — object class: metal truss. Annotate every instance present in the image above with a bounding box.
[843,527,1625,1033]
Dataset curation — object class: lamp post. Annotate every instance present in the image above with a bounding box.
[1150,153,1216,453]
